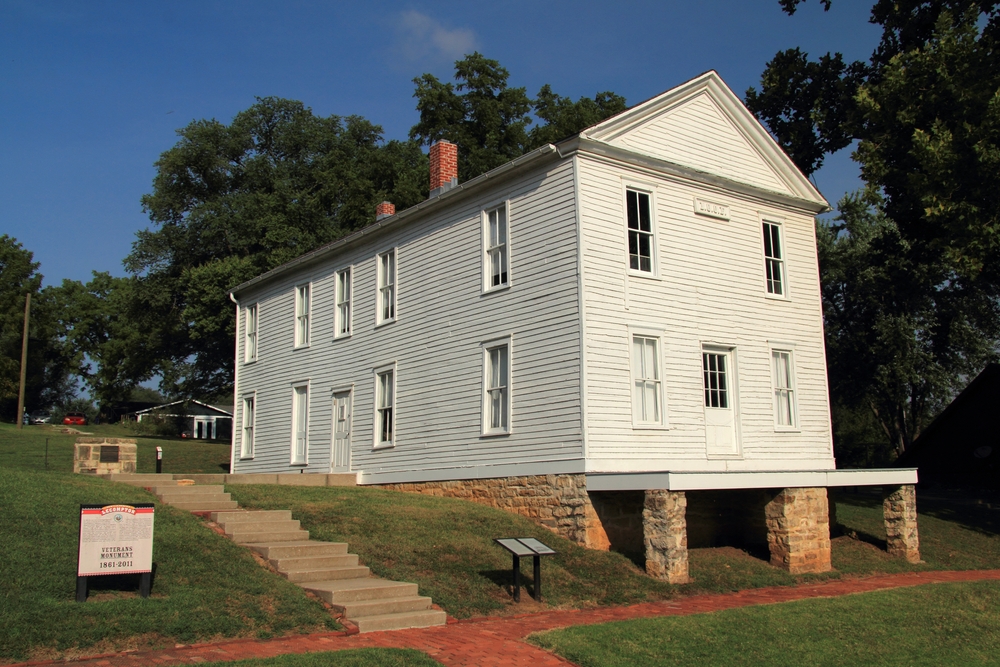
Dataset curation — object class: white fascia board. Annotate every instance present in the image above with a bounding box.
[586,468,918,491]
[358,458,585,485]
[230,144,560,299]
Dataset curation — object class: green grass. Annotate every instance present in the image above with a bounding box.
[529,580,1000,666]
[227,484,677,618]
[226,484,1000,620]
[0,422,231,474]
[0,468,337,662]
[194,649,441,666]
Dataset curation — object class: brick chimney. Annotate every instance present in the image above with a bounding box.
[376,201,395,221]
[429,140,458,197]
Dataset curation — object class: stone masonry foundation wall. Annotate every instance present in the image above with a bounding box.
[764,487,832,574]
[883,484,921,563]
[377,474,605,547]
[643,490,690,584]
[74,438,137,475]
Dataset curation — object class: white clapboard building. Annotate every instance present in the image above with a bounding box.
[229,72,919,581]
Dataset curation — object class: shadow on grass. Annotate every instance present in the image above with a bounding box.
[84,563,159,599]
[835,488,1000,538]
[478,568,541,600]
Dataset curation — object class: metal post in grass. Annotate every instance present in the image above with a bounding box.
[156,447,162,474]
[15,293,30,431]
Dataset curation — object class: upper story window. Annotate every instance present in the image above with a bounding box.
[771,349,797,428]
[375,367,395,447]
[483,340,511,435]
[244,303,258,362]
[763,220,786,297]
[485,204,509,290]
[378,250,396,324]
[294,284,310,347]
[626,189,654,274]
[336,268,351,338]
[632,335,663,426]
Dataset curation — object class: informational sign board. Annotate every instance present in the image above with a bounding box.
[77,504,154,583]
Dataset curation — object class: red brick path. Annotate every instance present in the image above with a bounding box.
[10,569,1000,667]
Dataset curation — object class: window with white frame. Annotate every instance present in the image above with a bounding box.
[375,368,394,446]
[291,384,308,464]
[703,352,729,408]
[240,394,255,458]
[762,221,786,296]
[244,303,258,362]
[483,340,510,434]
[377,250,396,324]
[336,268,351,337]
[632,335,663,425]
[485,204,508,289]
[294,284,310,347]
[626,189,654,273]
[771,349,797,428]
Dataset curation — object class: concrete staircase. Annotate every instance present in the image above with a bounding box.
[102,473,446,633]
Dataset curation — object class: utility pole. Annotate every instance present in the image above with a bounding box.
[16,293,30,430]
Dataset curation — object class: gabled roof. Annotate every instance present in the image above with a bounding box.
[133,399,234,417]
[579,70,828,209]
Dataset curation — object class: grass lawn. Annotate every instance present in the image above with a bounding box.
[0,468,337,663]
[226,483,1000,620]
[0,422,231,474]
[529,580,1000,666]
[192,649,441,666]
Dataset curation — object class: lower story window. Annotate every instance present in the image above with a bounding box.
[703,352,729,408]
[376,369,394,446]
[484,341,510,434]
[292,385,308,464]
[772,350,796,428]
[241,395,255,458]
[632,335,662,425]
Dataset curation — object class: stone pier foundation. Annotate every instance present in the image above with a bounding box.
[643,489,690,584]
[764,487,832,574]
[73,438,137,474]
[883,484,920,563]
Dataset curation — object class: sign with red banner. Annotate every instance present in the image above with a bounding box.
[77,503,154,577]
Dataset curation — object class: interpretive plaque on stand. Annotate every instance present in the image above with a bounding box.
[76,503,154,601]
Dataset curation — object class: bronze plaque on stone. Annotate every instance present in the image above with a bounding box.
[99,446,120,463]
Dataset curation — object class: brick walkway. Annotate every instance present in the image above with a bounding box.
[10,569,1000,667]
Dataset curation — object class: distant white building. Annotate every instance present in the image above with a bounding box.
[229,72,919,582]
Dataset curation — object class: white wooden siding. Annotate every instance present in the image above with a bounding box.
[577,154,834,473]
[610,92,792,196]
[233,159,584,479]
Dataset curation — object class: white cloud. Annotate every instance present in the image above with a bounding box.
[392,10,477,64]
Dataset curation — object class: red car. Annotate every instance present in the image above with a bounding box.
[63,412,88,426]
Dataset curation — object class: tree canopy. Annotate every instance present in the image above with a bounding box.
[748,0,1000,460]
[410,52,626,181]
[0,236,78,419]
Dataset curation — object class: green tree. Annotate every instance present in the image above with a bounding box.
[819,194,999,458]
[748,1,1000,457]
[0,236,78,420]
[410,53,627,180]
[128,98,429,398]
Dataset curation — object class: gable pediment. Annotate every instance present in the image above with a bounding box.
[582,71,827,207]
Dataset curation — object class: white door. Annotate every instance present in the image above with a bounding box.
[703,350,739,457]
[194,417,214,439]
[331,391,352,472]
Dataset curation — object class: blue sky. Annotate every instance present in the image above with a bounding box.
[1,0,882,287]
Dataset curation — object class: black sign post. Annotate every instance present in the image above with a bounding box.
[155,446,163,474]
[494,537,557,602]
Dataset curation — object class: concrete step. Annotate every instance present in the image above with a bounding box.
[104,473,178,486]
[230,529,310,544]
[159,494,234,507]
[281,565,370,583]
[245,541,348,559]
[303,578,417,604]
[154,485,227,496]
[166,500,240,511]
[222,519,301,535]
[270,554,358,571]
[332,595,433,619]
[351,609,447,633]
[212,510,293,524]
